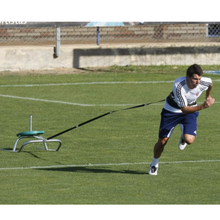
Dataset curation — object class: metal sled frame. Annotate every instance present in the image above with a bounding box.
[11,115,62,153]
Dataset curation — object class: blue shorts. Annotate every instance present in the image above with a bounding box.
[159,108,199,138]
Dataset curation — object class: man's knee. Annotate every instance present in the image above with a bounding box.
[159,137,169,146]
[184,134,196,145]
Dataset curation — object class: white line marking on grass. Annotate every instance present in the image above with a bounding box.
[0,94,96,106]
[0,94,219,107]
[0,79,219,88]
[0,81,175,88]
[0,94,143,107]
[0,159,220,171]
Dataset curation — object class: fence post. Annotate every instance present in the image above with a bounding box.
[54,24,61,58]
[97,26,100,45]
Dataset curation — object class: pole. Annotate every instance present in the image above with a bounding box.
[54,24,61,58]
[30,114,32,131]
[97,26,100,45]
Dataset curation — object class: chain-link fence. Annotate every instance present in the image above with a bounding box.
[0,22,220,46]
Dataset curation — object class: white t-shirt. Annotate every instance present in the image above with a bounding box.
[164,76,212,113]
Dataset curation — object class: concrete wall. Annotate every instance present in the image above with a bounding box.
[0,46,73,71]
[1,43,220,71]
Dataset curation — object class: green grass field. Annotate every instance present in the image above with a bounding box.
[0,65,219,206]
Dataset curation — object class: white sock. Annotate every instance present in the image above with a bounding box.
[152,157,160,167]
[179,124,186,142]
[180,124,184,134]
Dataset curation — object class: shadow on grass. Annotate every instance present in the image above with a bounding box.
[25,151,48,160]
[37,166,147,175]
[0,148,49,161]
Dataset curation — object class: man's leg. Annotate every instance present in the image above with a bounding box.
[149,108,178,175]
[149,137,169,175]
[179,112,198,150]
[154,137,169,158]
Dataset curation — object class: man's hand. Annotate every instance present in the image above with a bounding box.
[202,96,215,109]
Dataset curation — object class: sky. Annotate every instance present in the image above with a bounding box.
[1,0,219,22]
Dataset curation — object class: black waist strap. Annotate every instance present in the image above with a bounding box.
[166,93,180,109]
[166,92,196,109]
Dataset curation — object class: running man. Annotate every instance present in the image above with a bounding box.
[149,64,215,175]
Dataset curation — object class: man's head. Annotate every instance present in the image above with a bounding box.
[187,64,203,77]
[186,64,203,89]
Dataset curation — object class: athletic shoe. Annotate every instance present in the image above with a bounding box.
[178,134,187,150]
[149,164,158,175]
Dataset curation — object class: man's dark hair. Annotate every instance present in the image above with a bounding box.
[187,64,203,77]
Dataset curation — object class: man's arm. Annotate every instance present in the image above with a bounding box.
[205,82,213,100]
[181,83,215,114]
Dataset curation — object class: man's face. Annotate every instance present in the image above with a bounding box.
[187,74,202,89]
